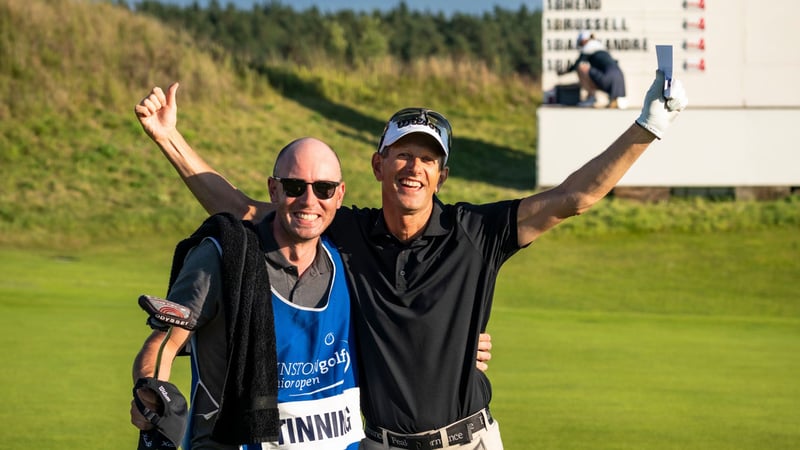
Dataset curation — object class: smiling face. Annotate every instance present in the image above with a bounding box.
[372,133,449,217]
[268,138,344,246]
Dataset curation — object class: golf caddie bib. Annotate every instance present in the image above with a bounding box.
[268,237,363,450]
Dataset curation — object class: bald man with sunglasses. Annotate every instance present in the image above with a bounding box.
[130,136,372,449]
[135,71,687,449]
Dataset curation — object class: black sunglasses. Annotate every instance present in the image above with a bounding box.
[272,177,340,200]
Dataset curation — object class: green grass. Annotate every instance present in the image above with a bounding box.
[0,0,540,248]
[488,228,800,449]
[1,229,797,449]
[497,228,800,317]
[489,308,799,449]
[0,242,190,448]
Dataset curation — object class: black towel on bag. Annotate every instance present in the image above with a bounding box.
[168,212,279,444]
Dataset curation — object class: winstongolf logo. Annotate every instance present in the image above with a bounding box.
[278,347,351,392]
[279,348,350,377]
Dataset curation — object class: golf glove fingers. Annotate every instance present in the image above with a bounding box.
[636,70,688,139]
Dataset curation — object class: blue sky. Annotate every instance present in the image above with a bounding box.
[153,0,543,16]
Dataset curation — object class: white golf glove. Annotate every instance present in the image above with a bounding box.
[635,70,688,139]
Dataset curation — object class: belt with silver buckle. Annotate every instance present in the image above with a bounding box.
[364,408,492,450]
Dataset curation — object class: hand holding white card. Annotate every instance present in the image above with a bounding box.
[636,69,688,140]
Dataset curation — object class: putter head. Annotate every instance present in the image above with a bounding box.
[138,294,197,331]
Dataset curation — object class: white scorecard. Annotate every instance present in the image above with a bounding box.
[656,45,673,97]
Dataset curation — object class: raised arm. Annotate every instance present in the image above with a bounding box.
[517,71,687,245]
[134,82,270,221]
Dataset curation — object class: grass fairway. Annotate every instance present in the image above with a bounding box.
[0,242,192,448]
[489,309,799,449]
[0,229,798,449]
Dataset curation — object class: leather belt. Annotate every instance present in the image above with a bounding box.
[364,408,493,450]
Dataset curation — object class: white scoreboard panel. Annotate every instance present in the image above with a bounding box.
[541,0,800,107]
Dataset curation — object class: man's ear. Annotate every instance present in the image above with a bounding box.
[268,177,279,202]
[335,182,345,209]
[436,165,449,192]
[371,152,383,181]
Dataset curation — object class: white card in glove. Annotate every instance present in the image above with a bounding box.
[656,45,673,97]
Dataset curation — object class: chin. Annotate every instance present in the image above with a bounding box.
[395,189,430,204]
[397,201,427,214]
[290,226,323,240]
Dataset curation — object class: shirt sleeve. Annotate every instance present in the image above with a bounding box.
[326,206,359,242]
[164,238,224,330]
[457,199,523,265]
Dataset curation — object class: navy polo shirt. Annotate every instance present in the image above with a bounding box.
[326,196,522,433]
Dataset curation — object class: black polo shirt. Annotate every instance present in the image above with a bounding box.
[326,196,522,433]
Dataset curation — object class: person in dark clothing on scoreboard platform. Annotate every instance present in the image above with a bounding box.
[559,30,627,108]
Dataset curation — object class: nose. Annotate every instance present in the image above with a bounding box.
[405,156,423,170]
[293,184,315,202]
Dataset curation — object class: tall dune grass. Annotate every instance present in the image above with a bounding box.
[0,0,797,250]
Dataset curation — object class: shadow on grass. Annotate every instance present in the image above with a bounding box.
[258,65,536,191]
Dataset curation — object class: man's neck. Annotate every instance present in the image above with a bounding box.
[271,222,319,277]
[382,202,434,244]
